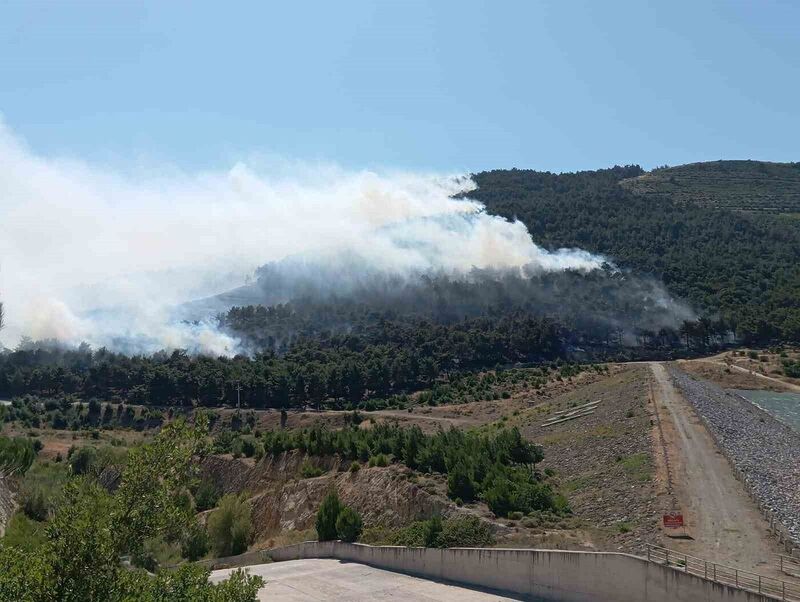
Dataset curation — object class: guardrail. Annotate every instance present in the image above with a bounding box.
[647,545,800,601]
[778,554,800,579]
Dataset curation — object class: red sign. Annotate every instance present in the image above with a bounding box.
[663,512,684,529]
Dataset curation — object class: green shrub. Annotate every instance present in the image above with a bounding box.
[300,460,324,478]
[1,513,46,551]
[17,461,69,523]
[335,506,363,543]
[315,491,342,541]
[368,454,388,468]
[446,462,475,502]
[436,516,494,548]
[349,461,361,473]
[193,479,221,512]
[68,446,97,475]
[207,493,252,557]
[388,515,493,549]
[181,522,210,561]
[423,515,443,547]
[0,436,36,476]
[21,486,48,522]
[241,437,256,458]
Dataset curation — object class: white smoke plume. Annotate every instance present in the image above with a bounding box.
[0,121,604,354]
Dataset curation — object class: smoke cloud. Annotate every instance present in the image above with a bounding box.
[0,122,607,354]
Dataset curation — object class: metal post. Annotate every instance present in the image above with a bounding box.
[713,563,716,582]
[647,546,651,562]
[704,561,708,579]
[666,549,669,566]
[758,575,761,593]
[735,569,738,587]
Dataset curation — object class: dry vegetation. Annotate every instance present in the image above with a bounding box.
[680,348,800,391]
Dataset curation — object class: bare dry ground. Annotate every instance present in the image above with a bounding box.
[678,359,792,391]
[510,364,665,553]
[681,349,800,392]
[1,423,151,461]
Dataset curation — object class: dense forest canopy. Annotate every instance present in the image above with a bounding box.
[469,165,800,342]
[1,161,798,409]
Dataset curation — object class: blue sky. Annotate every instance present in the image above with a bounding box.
[1,0,798,173]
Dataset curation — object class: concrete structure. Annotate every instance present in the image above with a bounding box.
[210,557,517,601]
[265,542,779,601]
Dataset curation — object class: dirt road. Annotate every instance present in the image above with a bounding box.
[706,360,800,393]
[649,362,783,574]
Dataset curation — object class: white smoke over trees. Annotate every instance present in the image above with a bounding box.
[0,121,607,354]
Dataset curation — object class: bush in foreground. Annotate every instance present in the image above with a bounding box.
[0,416,263,601]
[207,493,252,557]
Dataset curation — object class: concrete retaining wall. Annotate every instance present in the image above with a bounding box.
[267,542,775,602]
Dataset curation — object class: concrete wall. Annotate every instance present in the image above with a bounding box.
[267,542,775,602]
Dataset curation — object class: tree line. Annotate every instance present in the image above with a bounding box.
[259,423,565,518]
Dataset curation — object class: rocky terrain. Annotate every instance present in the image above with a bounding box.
[667,364,800,547]
[201,451,475,544]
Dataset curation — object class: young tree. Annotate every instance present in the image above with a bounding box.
[446,462,475,502]
[315,490,341,541]
[207,493,252,557]
[335,506,362,543]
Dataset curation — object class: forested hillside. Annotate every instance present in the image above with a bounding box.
[2,162,799,409]
[470,165,800,342]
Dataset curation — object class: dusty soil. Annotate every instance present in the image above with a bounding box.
[1,424,151,461]
[685,349,800,392]
[649,363,786,576]
[249,367,621,436]
[509,364,664,554]
[678,359,794,391]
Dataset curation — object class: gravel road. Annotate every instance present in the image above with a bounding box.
[665,363,800,551]
[649,363,782,574]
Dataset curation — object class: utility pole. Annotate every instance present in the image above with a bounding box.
[234,382,242,410]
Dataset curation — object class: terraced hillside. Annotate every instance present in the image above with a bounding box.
[620,160,800,214]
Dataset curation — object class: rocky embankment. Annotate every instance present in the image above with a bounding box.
[0,478,16,536]
[667,365,800,547]
[201,451,472,539]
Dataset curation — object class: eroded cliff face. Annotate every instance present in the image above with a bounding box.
[0,478,17,537]
[200,451,458,538]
